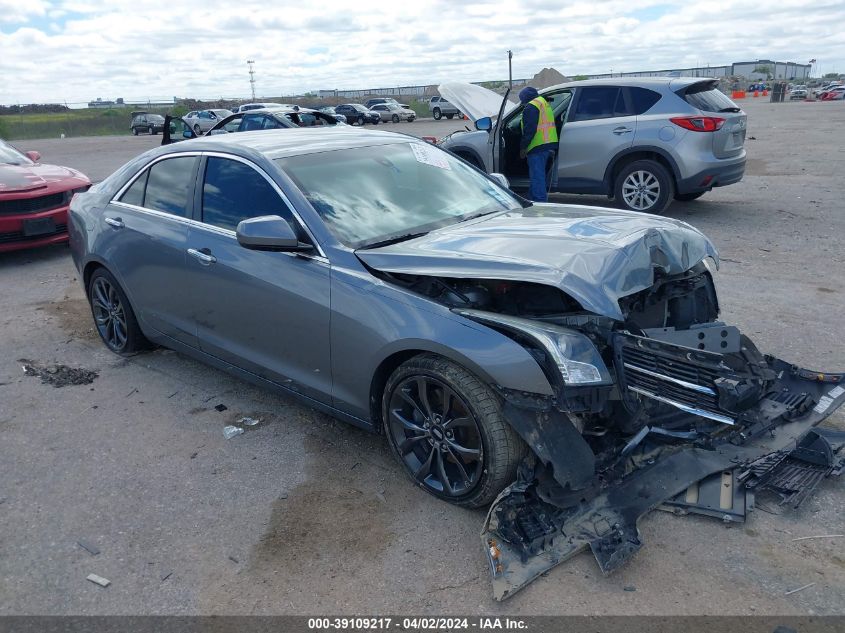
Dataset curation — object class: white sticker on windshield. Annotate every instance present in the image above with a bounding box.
[411,143,451,170]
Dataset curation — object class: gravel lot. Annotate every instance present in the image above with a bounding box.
[1,100,843,616]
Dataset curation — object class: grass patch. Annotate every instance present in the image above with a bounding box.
[0,107,173,141]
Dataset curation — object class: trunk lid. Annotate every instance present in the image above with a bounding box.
[674,79,747,159]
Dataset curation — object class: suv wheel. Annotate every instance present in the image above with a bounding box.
[614,160,674,213]
[675,192,705,202]
[382,354,526,508]
[392,114,400,123]
[446,113,454,119]
[357,115,365,125]
[433,107,442,120]
[132,128,138,136]
[193,124,201,134]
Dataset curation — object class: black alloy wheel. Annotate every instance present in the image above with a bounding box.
[383,355,526,508]
[88,268,149,355]
[387,375,484,498]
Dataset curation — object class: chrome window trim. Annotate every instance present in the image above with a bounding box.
[109,150,328,262]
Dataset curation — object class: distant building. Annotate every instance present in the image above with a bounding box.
[730,60,810,80]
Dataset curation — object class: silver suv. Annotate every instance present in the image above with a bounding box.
[428,95,460,120]
[439,78,747,213]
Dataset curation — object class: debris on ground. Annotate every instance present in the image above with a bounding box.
[228,556,239,564]
[214,404,228,412]
[160,571,173,582]
[20,359,97,387]
[223,425,244,439]
[77,540,100,556]
[86,574,110,587]
[784,582,816,596]
[239,416,260,426]
[791,534,843,542]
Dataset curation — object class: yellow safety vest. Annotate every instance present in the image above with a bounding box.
[522,96,558,153]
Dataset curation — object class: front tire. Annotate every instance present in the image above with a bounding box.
[88,268,150,355]
[357,115,365,125]
[193,124,201,134]
[132,128,138,136]
[382,354,526,508]
[614,159,674,213]
[432,107,442,120]
[392,114,400,123]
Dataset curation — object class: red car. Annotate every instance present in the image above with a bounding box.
[0,139,90,253]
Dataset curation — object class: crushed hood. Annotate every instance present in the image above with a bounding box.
[356,204,719,321]
[438,82,517,123]
[0,162,86,194]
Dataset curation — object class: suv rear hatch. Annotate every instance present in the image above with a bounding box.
[673,79,747,159]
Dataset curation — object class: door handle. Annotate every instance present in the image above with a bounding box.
[104,217,124,228]
[613,127,633,135]
[187,248,217,264]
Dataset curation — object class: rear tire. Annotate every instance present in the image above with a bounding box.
[675,192,705,202]
[433,108,442,120]
[382,354,526,508]
[614,159,674,213]
[88,268,150,355]
[392,114,400,123]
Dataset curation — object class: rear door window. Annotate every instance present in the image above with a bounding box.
[628,87,662,114]
[571,86,625,121]
[201,157,296,232]
[679,82,739,112]
[144,156,198,217]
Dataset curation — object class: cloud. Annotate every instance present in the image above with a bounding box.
[0,0,840,105]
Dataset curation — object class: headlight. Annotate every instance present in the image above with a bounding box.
[455,309,612,385]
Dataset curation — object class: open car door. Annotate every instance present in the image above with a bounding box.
[161,115,196,145]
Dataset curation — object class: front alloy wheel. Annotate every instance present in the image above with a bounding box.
[383,355,526,508]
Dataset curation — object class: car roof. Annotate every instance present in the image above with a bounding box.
[543,76,717,92]
[161,127,413,160]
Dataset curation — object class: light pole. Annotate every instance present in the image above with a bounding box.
[508,50,513,90]
[247,60,256,100]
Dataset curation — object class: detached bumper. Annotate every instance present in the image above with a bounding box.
[485,332,845,600]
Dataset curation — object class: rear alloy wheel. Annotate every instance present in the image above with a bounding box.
[88,268,150,355]
[675,192,706,202]
[357,115,365,125]
[383,354,526,508]
[392,114,400,123]
[614,159,673,213]
[433,107,442,120]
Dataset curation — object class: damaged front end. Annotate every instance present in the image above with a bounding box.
[357,209,845,600]
[457,294,845,600]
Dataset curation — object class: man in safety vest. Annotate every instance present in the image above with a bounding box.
[518,86,558,202]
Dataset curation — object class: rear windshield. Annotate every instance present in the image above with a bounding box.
[679,82,739,113]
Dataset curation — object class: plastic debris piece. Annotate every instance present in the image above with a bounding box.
[791,534,843,542]
[77,540,100,556]
[223,426,244,439]
[214,404,228,412]
[160,571,173,582]
[784,582,816,596]
[86,574,110,587]
[239,417,260,426]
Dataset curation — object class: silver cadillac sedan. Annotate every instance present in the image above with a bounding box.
[69,127,844,599]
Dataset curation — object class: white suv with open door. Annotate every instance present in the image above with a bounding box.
[438,78,747,213]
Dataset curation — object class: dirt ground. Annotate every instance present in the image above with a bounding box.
[1,99,843,616]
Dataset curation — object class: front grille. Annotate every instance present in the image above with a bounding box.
[0,191,69,215]
[616,334,736,424]
[0,223,68,244]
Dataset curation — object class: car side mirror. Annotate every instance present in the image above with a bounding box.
[475,117,492,131]
[236,215,313,252]
[25,150,41,162]
[489,173,510,189]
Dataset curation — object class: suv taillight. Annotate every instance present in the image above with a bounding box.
[670,116,726,132]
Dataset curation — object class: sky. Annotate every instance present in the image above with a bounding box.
[1,0,843,106]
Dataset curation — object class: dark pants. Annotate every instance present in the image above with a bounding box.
[526,147,554,202]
